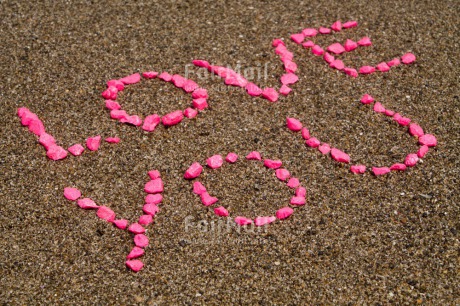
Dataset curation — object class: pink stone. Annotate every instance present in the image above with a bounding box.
[158,72,172,82]
[143,204,160,216]
[286,117,302,131]
[330,59,345,70]
[20,111,38,126]
[224,73,248,87]
[401,53,416,64]
[417,145,429,158]
[110,109,128,120]
[323,52,335,64]
[171,74,186,88]
[290,33,305,44]
[409,124,424,137]
[113,219,128,230]
[245,83,263,96]
[134,234,149,248]
[419,134,437,147]
[312,45,324,56]
[279,85,292,95]
[319,27,331,34]
[287,177,300,188]
[331,148,350,163]
[301,127,310,140]
[235,216,253,226]
[121,115,142,126]
[139,214,153,226]
[246,151,262,161]
[126,247,145,259]
[343,20,358,29]
[214,206,229,217]
[225,152,238,163]
[192,88,208,99]
[184,162,203,179]
[200,192,218,206]
[142,71,158,79]
[384,109,395,117]
[126,260,144,272]
[318,143,331,155]
[387,58,401,67]
[372,167,391,176]
[119,73,141,85]
[295,187,307,197]
[148,170,161,180]
[39,133,56,150]
[101,86,118,100]
[145,194,163,205]
[350,165,366,174]
[64,187,81,201]
[261,88,279,102]
[28,119,45,136]
[361,94,374,104]
[302,28,318,37]
[331,20,342,32]
[142,114,161,132]
[254,216,276,226]
[390,163,407,171]
[373,102,385,113]
[184,107,198,119]
[46,145,68,160]
[107,79,125,91]
[128,223,145,234]
[162,110,184,126]
[357,37,372,46]
[97,206,116,223]
[276,207,293,220]
[290,196,306,206]
[284,60,297,73]
[327,43,346,54]
[344,67,358,78]
[192,60,210,69]
[359,66,376,74]
[144,178,163,194]
[192,181,207,195]
[275,168,290,181]
[344,39,358,52]
[404,153,419,167]
[393,113,402,121]
[17,107,30,118]
[272,39,284,47]
[77,198,99,209]
[302,40,315,48]
[193,98,208,110]
[306,137,320,148]
[396,116,411,126]
[207,155,224,169]
[280,73,298,85]
[86,136,101,151]
[264,159,282,169]
[376,62,390,72]
[105,137,120,143]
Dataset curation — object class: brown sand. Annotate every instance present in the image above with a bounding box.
[1,0,459,304]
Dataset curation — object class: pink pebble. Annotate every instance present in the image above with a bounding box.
[20,111,38,126]
[105,137,120,144]
[139,214,153,226]
[214,206,229,217]
[409,124,424,137]
[144,178,163,194]
[290,196,306,206]
[142,71,158,79]
[393,113,402,121]
[171,74,186,88]
[327,43,346,55]
[272,39,284,47]
[86,136,101,151]
[148,170,161,180]
[331,20,342,32]
[302,28,318,37]
[126,260,144,272]
[319,27,331,34]
[158,72,172,82]
[372,167,391,176]
[323,52,335,64]
[384,109,395,117]
[77,198,99,209]
[359,66,376,74]
[184,162,203,179]
[191,89,208,101]
[344,39,358,52]
[279,85,292,95]
[396,116,411,126]
[287,177,300,188]
[134,234,149,248]
[121,115,142,126]
[142,114,161,132]
[404,153,419,167]
[343,67,358,78]
[28,119,45,136]
[254,216,276,226]
[162,110,184,126]
[113,219,128,230]
[39,133,56,150]
[376,62,390,72]
[331,148,350,163]
[200,192,218,206]
[246,151,262,161]
[417,145,429,158]
[343,20,358,29]
[350,165,366,174]
[306,137,320,148]
[280,73,298,85]
[302,40,315,48]
[284,60,297,73]
[107,79,125,91]
[286,117,302,132]
[235,216,253,226]
[301,127,310,140]
[192,59,210,69]
[296,186,307,197]
[102,86,118,100]
[143,204,160,216]
[145,193,163,205]
[126,247,145,259]
[128,223,145,234]
[419,134,437,147]
[261,88,279,102]
[184,107,198,119]
[225,152,238,163]
[225,72,248,87]
[97,206,116,223]
[276,207,293,220]
[110,109,128,120]
[193,98,208,110]
[330,59,345,70]
[290,33,305,44]
[184,79,199,93]
[373,102,385,113]
[275,168,290,181]
[17,107,30,117]
[357,37,372,46]
[264,159,282,169]
[361,94,374,104]
[390,163,407,171]
[401,53,416,64]
[318,143,331,155]
[312,45,324,56]
[245,82,263,96]
[193,181,207,195]
[387,58,401,67]
[46,145,68,160]
[64,187,81,201]
[119,73,141,85]
[207,155,224,169]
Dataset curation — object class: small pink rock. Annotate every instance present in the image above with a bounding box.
[264,159,282,169]
[148,170,161,180]
[357,37,372,46]
[384,109,395,117]
[144,178,164,194]
[97,206,116,223]
[113,219,128,230]
[396,116,411,126]
[306,137,320,148]
[390,163,407,171]
[171,74,186,88]
[193,181,207,195]
[290,33,305,44]
[192,59,210,69]
[276,207,293,220]
[331,148,350,163]
[302,28,318,37]
[409,124,424,137]
[393,113,402,121]
[343,20,358,29]
[101,86,118,100]
[105,137,120,144]
[86,136,101,151]
[145,194,163,205]
[350,165,366,174]
[290,196,306,206]
[275,168,290,181]
[387,58,401,67]
[279,85,292,95]
[20,111,38,126]
[344,39,358,52]
[225,152,238,163]
[302,40,315,48]
[401,53,416,64]
[77,198,99,209]
[286,117,302,132]
[142,114,161,132]
[28,119,45,136]
[373,102,385,113]
[323,52,335,64]
[184,107,198,119]
[417,145,429,158]
[376,62,390,72]
[107,79,125,91]
[327,43,346,55]
[158,72,172,82]
[119,73,141,85]
[110,109,128,120]
[162,110,184,126]
[261,88,279,102]
[143,204,160,216]
[192,88,208,99]
[359,66,376,74]
[17,107,30,118]
[46,145,68,160]
[142,71,158,79]
[361,94,374,104]
[254,216,276,226]
[295,186,307,197]
[39,133,56,150]
[235,216,253,226]
[126,246,145,259]
[134,234,149,248]
[419,134,437,147]
[272,39,284,47]
[139,214,153,226]
[214,206,229,217]
[200,192,218,206]
[318,143,331,155]
[284,60,297,73]
[184,162,203,179]
[404,153,419,167]
[331,20,342,32]
[121,115,142,126]
[319,27,331,34]
[343,67,358,78]
[280,73,298,85]
[312,45,324,56]
[207,155,223,169]
[128,223,145,234]
[246,151,262,161]
[287,177,300,188]
[64,187,81,201]
[193,98,208,110]
[301,127,310,140]
[245,83,263,96]
[372,167,391,176]
[330,59,345,70]
[126,260,144,272]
